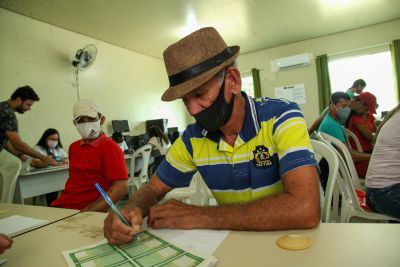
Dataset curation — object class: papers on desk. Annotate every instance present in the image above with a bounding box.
[0,215,48,237]
[63,231,217,267]
[149,228,229,256]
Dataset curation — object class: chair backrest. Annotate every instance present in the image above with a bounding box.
[317,132,400,222]
[310,139,339,222]
[316,132,362,208]
[343,128,363,152]
[317,132,362,190]
[129,144,152,194]
[0,160,22,203]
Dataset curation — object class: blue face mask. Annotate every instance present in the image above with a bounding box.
[336,106,351,124]
[193,73,234,132]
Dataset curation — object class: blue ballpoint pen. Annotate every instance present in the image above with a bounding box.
[94,183,129,225]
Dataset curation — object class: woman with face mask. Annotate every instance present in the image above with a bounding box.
[29,128,68,206]
[31,128,68,168]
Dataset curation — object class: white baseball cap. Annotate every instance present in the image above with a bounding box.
[73,99,101,120]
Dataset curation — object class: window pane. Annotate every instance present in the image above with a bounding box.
[328,50,397,116]
[241,73,255,98]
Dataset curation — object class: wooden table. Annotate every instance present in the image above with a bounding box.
[0,203,79,236]
[213,223,400,267]
[2,211,399,267]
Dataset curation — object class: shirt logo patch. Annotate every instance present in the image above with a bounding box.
[253,145,273,168]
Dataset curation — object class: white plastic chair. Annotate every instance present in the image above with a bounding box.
[343,128,363,152]
[316,132,399,223]
[318,132,362,189]
[128,144,152,196]
[164,172,213,206]
[310,139,340,223]
[0,160,22,203]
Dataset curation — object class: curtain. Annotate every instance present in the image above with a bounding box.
[315,54,332,113]
[390,39,400,102]
[251,68,262,98]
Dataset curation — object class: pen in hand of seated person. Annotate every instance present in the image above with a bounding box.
[95,183,141,239]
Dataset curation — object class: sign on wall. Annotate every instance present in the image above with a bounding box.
[274,84,306,104]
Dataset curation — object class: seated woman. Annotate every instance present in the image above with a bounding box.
[147,125,171,171]
[30,128,68,206]
[111,131,133,154]
[31,128,68,167]
[347,92,377,153]
[366,104,400,219]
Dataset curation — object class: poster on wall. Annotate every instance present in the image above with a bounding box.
[274,84,306,104]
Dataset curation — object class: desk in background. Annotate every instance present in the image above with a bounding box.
[14,165,69,204]
[3,210,400,267]
[14,155,148,204]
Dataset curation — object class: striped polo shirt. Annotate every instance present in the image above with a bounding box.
[156,93,317,205]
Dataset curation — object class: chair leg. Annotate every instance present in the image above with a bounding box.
[332,183,340,222]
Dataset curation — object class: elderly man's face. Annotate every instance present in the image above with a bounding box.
[182,74,225,116]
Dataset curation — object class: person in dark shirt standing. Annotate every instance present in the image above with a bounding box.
[0,86,56,166]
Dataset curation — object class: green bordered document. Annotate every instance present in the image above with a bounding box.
[62,231,217,267]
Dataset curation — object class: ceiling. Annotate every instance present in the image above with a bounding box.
[1,0,400,59]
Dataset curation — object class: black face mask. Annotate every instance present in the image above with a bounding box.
[194,76,234,132]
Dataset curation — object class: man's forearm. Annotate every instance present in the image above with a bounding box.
[351,150,371,163]
[125,183,164,217]
[11,141,45,160]
[84,182,128,212]
[4,141,20,157]
[191,190,320,231]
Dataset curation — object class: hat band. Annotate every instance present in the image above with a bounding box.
[168,47,233,87]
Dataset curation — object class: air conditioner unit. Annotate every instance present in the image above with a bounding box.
[271,53,312,72]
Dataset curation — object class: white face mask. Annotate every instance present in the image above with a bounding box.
[76,120,102,139]
[47,140,58,148]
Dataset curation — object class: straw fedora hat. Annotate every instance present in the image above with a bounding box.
[161,27,240,101]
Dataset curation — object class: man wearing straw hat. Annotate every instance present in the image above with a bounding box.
[104,27,320,244]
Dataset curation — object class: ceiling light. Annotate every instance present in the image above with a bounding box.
[177,12,200,37]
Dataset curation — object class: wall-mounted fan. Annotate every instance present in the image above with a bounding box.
[72,44,97,99]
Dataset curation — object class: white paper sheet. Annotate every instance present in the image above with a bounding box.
[149,228,229,256]
[0,215,48,237]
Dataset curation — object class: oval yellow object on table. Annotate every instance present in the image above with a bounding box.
[276,235,312,250]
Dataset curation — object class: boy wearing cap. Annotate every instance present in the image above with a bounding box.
[104,27,320,245]
[52,99,128,212]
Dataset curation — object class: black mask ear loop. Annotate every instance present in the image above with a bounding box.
[193,69,234,133]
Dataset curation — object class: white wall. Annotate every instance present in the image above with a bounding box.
[237,19,400,126]
[0,8,188,150]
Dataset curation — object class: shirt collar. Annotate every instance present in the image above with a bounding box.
[238,92,260,142]
[203,92,260,148]
[79,132,108,147]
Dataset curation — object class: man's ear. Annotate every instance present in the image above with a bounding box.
[226,66,242,95]
[100,116,106,125]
